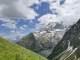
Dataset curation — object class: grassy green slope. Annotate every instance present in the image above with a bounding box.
[0,37,48,60]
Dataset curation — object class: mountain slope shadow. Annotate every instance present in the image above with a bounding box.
[48,19,80,60]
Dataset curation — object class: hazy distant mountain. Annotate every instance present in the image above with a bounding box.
[48,19,80,60]
[17,21,66,57]
[0,37,47,60]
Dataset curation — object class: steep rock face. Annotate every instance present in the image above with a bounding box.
[17,33,37,52]
[48,19,80,60]
[17,22,66,57]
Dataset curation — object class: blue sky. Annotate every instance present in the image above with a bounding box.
[0,1,54,40]
[0,0,80,40]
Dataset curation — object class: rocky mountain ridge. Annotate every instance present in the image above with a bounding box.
[17,21,66,57]
[48,19,80,60]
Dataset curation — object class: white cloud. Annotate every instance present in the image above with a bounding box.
[19,25,28,31]
[54,0,80,25]
[0,0,79,24]
[19,26,25,31]
[0,0,80,40]
[0,5,5,13]
[1,23,16,29]
[38,14,59,25]
[0,0,39,19]
[59,0,80,25]
[38,0,80,26]
[0,19,29,40]
[0,18,16,23]
[10,30,26,40]
[15,0,38,19]
[0,18,17,29]
[22,0,40,7]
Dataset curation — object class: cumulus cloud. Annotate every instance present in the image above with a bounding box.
[38,14,58,25]
[0,0,80,25]
[0,18,30,40]
[0,0,38,19]
[0,0,80,40]
[0,18,17,29]
[22,0,40,6]
[15,0,38,19]
[60,0,80,25]
[10,30,26,40]
[55,0,80,25]
[19,24,28,31]
[38,0,80,26]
